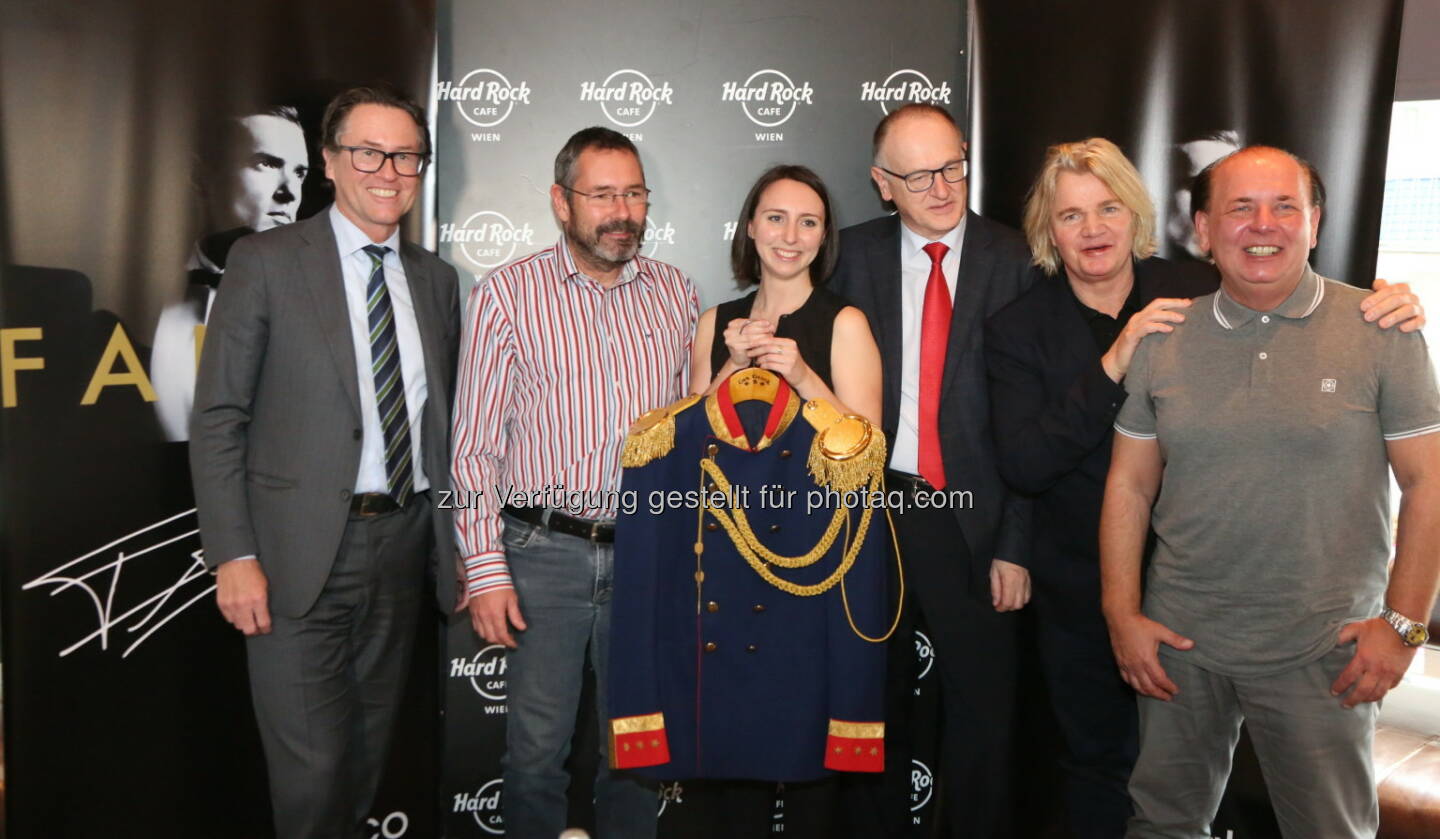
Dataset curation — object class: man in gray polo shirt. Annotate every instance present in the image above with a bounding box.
[1099,145,1440,838]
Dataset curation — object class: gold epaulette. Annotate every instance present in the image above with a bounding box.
[621,394,702,468]
[802,400,888,493]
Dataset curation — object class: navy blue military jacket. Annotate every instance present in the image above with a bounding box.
[608,370,891,782]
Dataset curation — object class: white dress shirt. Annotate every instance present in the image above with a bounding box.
[891,216,965,475]
[330,205,429,494]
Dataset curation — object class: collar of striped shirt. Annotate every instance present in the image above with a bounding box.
[555,235,654,289]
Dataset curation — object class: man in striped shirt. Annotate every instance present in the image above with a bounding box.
[451,127,699,839]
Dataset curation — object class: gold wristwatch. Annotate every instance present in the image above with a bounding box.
[1380,607,1431,647]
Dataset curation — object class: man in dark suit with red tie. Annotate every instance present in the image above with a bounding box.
[829,103,1034,839]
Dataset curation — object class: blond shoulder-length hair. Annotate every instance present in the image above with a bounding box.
[1022,138,1157,275]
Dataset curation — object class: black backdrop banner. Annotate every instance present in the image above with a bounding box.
[971,0,1404,287]
[972,1,1404,837]
[0,1,436,836]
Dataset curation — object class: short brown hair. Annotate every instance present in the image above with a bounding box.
[321,85,430,156]
[554,126,642,189]
[1190,145,1326,220]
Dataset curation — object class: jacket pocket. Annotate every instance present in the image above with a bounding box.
[246,470,296,489]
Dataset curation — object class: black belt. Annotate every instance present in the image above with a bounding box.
[349,490,426,517]
[502,505,615,543]
[885,469,938,495]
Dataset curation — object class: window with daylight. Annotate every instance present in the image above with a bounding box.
[1376,99,1440,734]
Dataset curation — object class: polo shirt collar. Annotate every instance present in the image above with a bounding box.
[555,236,648,288]
[1212,264,1324,330]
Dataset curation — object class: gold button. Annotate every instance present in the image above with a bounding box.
[706,444,719,456]
[753,604,766,613]
[769,524,781,533]
[704,641,717,653]
[707,601,719,613]
[705,521,719,532]
[746,644,758,653]
[779,449,792,458]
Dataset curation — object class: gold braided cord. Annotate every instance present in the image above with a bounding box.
[704,469,880,598]
[699,458,846,568]
[706,503,864,596]
[841,497,905,644]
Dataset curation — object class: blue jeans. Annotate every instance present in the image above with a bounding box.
[500,512,657,839]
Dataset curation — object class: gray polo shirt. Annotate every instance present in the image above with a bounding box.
[1115,266,1440,676]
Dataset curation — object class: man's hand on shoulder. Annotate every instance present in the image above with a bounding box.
[1362,279,1425,332]
[1105,612,1194,701]
[216,559,272,636]
[990,558,1030,612]
[1331,617,1417,708]
[468,588,527,649]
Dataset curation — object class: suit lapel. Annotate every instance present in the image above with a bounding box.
[298,213,363,420]
[943,213,991,398]
[399,243,446,443]
[868,218,904,429]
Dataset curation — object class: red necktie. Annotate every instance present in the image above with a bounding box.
[919,242,951,490]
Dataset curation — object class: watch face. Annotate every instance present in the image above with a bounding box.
[1405,624,1430,646]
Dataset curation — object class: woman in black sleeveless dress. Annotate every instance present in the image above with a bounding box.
[674,166,883,837]
[689,165,881,424]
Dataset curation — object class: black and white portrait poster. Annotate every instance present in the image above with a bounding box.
[1,1,437,835]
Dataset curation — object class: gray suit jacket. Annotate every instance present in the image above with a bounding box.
[190,209,461,616]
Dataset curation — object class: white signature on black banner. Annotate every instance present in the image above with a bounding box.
[23,508,213,658]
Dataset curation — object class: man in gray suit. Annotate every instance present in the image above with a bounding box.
[190,86,460,839]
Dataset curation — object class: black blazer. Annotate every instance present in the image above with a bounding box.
[830,211,1036,593]
[983,256,1217,573]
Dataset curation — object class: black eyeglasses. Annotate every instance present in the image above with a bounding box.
[336,145,429,177]
[560,185,652,207]
[877,160,968,193]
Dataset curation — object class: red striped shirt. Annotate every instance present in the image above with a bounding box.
[452,238,699,595]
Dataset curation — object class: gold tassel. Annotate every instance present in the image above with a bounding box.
[622,418,676,468]
[808,416,888,494]
[620,394,700,468]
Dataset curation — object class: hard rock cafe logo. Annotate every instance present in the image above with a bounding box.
[440,211,537,271]
[580,68,675,128]
[859,69,953,114]
[911,759,934,812]
[453,778,504,834]
[643,215,677,258]
[448,643,509,701]
[720,68,815,127]
[436,68,533,128]
[914,629,935,680]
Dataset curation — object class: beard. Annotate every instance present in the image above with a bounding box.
[567,217,643,272]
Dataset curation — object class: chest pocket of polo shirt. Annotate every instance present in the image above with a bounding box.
[1289,372,1379,460]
